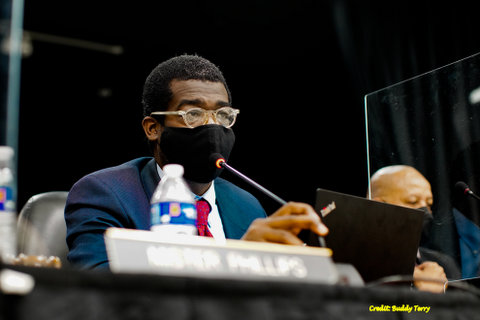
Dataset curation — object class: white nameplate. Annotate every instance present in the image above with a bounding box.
[105,228,338,284]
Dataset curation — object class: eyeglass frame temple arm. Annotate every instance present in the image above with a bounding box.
[150,109,240,117]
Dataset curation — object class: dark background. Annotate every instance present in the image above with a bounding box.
[16,0,480,214]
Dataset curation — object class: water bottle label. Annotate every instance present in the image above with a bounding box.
[151,202,197,227]
[0,187,13,211]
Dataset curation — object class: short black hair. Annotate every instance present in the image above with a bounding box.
[142,54,231,117]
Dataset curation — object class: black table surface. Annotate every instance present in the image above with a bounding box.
[1,265,480,320]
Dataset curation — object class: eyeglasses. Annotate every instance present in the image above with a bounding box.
[150,107,240,128]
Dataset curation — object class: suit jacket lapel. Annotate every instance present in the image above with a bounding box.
[215,180,250,239]
[141,158,160,202]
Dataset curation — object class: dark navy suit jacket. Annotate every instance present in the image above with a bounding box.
[65,157,267,269]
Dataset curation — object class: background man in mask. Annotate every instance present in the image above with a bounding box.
[370,165,460,292]
[65,55,328,269]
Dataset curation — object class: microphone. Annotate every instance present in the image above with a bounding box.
[455,181,480,201]
[212,153,327,247]
[213,154,287,205]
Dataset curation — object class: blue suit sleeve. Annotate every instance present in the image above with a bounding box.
[65,174,132,270]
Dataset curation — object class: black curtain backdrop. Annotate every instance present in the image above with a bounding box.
[16,0,480,218]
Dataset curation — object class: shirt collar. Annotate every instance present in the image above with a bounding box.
[156,164,216,205]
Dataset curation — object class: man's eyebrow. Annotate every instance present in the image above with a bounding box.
[176,99,231,109]
[217,100,231,107]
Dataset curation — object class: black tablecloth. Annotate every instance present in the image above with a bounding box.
[1,266,480,320]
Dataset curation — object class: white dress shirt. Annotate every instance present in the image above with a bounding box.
[156,164,226,240]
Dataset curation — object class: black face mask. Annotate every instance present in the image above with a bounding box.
[418,207,434,245]
[159,125,235,183]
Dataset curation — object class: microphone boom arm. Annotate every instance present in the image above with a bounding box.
[220,161,287,205]
[216,158,327,248]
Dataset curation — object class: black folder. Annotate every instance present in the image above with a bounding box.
[313,188,424,283]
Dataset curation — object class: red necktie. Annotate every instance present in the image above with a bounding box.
[196,199,213,237]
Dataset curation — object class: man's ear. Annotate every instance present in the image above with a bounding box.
[142,116,162,142]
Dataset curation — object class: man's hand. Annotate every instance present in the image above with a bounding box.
[413,261,447,293]
[241,202,328,245]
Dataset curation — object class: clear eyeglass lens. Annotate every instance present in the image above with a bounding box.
[216,108,235,126]
[184,109,205,127]
[184,107,236,127]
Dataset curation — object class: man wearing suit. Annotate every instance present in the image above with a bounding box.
[370,165,461,293]
[65,55,328,269]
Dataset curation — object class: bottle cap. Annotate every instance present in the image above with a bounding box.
[163,164,184,177]
[0,146,14,161]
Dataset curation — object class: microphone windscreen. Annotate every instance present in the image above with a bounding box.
[455,181,470,194]
[210,153,225,169]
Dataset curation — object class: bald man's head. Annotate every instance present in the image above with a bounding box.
[370,165,433,211]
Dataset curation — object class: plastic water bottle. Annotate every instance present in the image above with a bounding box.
[0,146,16,263]
[150,164,198,235]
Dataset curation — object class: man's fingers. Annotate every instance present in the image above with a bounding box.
[244,225,305,245]
[242,202,329,246]
[269,202,329,235]
[272,202,316,217]
[264,215,329,236]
